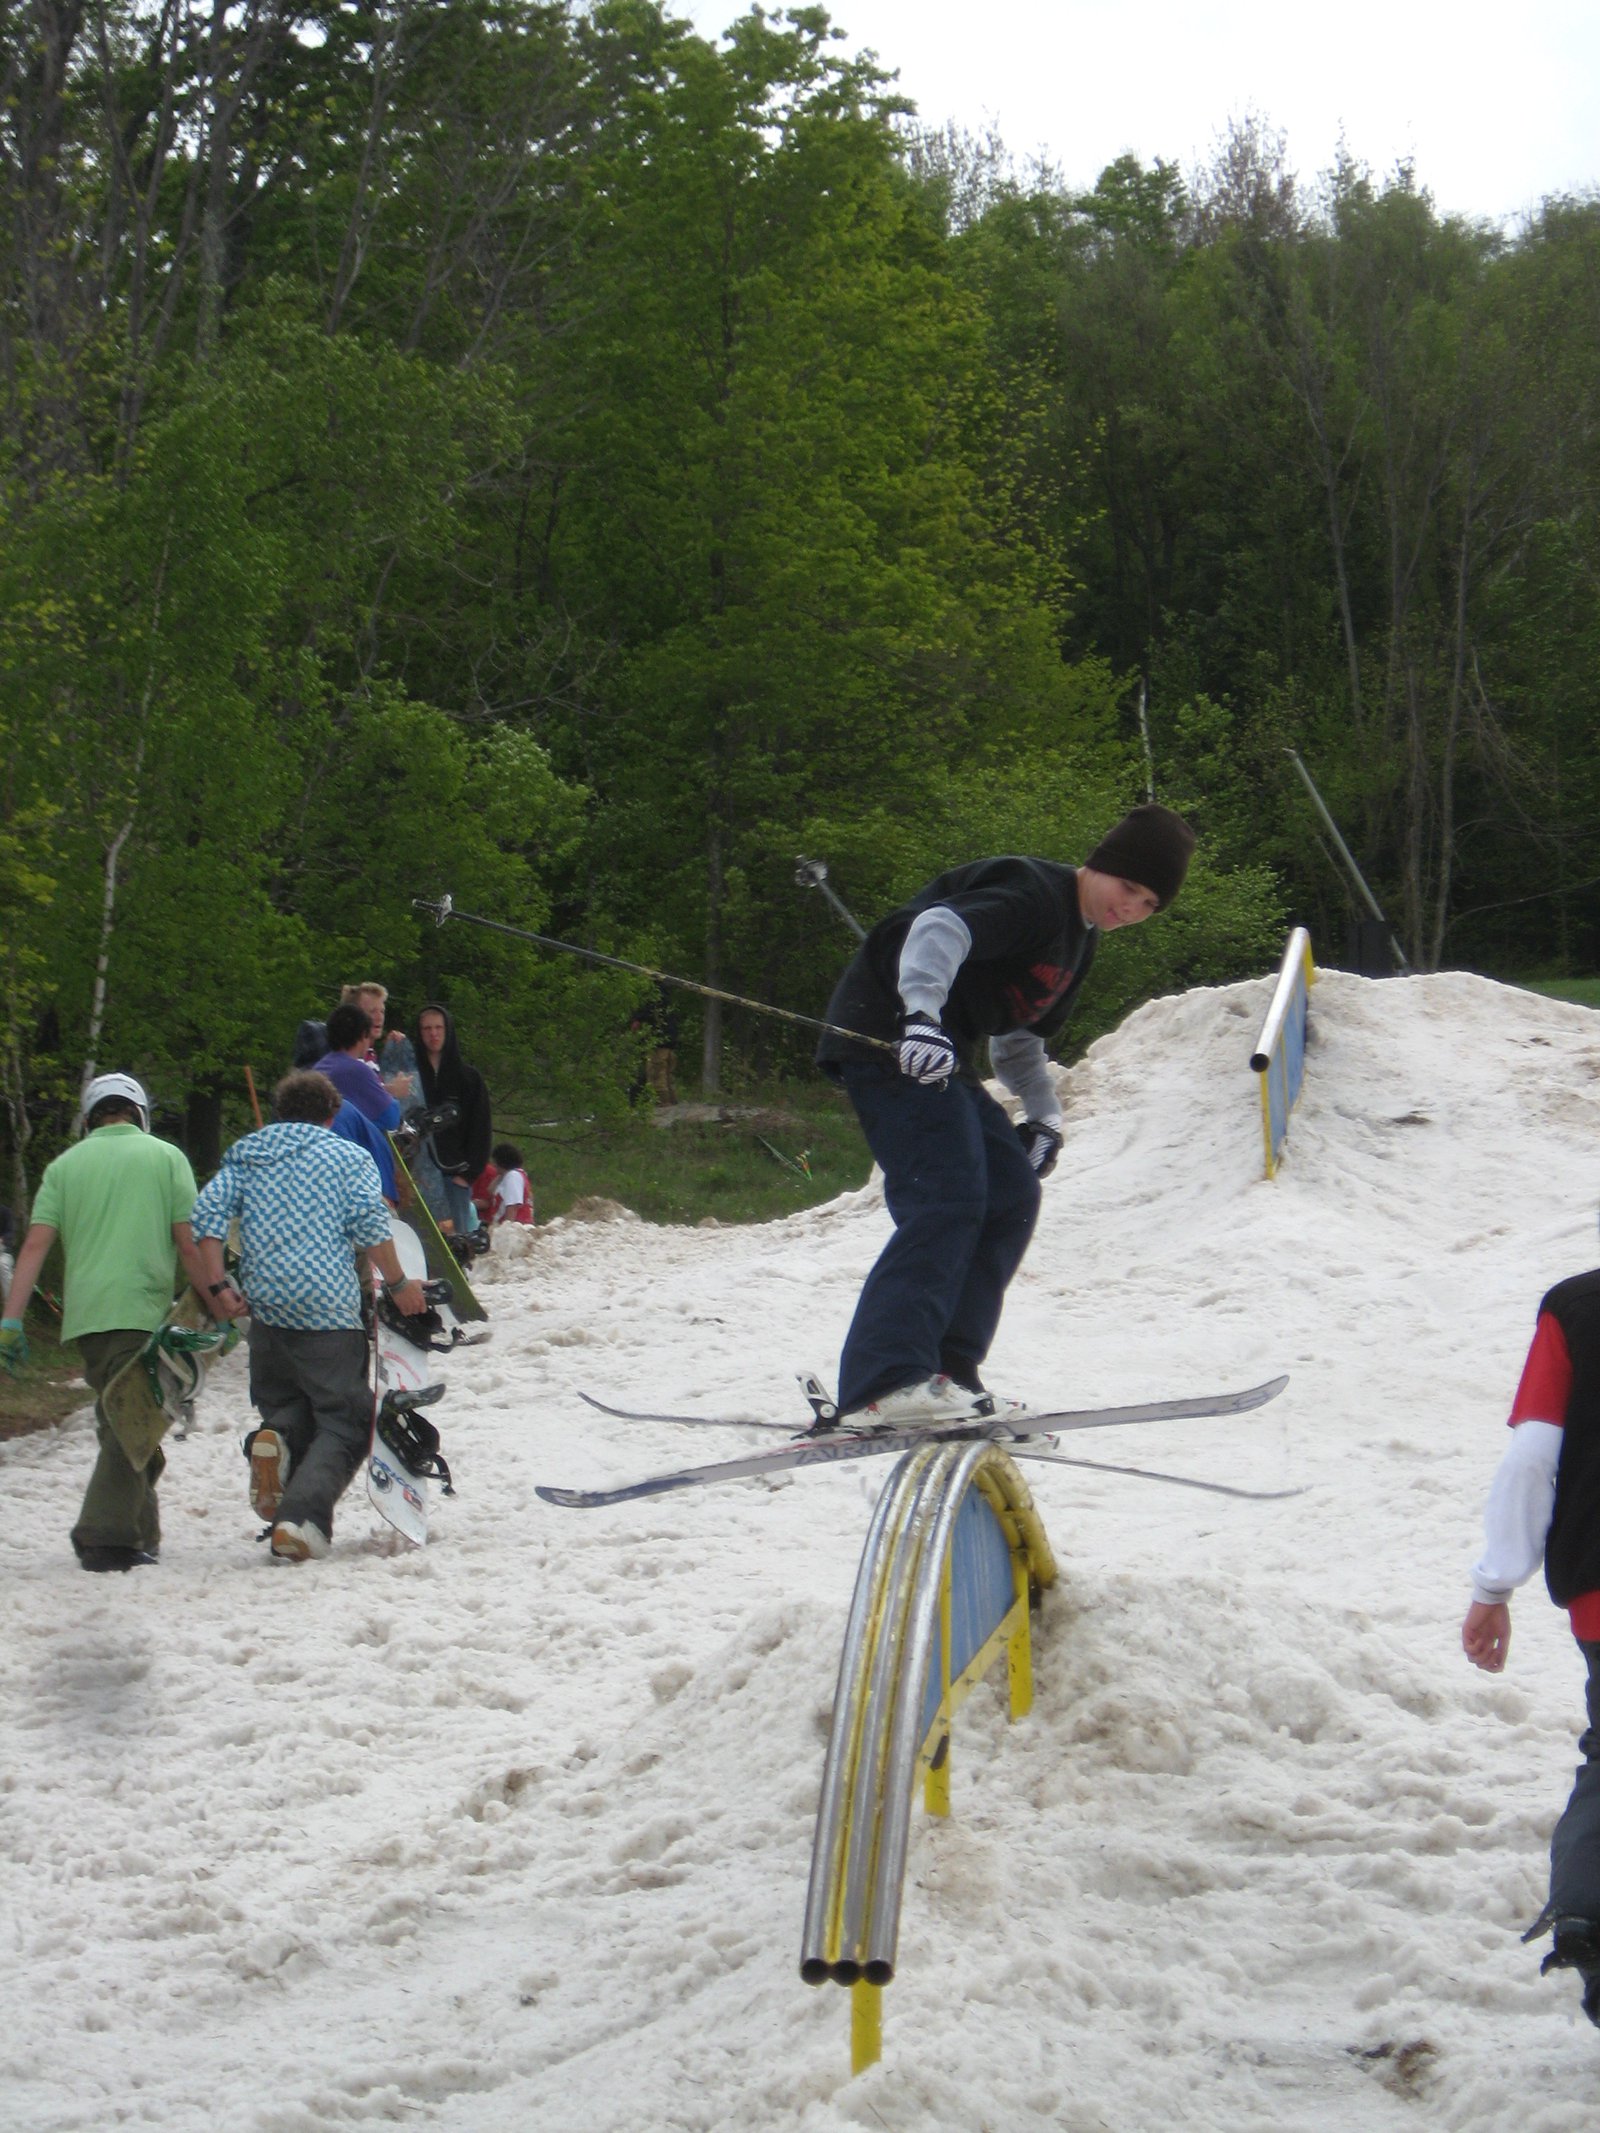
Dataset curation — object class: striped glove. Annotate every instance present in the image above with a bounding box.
[896,1015,956,1089]
[1016,1122,1064,1177]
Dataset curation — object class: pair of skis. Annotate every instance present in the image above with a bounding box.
[535,1373,1296,1509]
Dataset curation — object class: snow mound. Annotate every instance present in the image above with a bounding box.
[5,970,1600,2131]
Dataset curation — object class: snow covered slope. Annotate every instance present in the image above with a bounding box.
[5,969,1600,2131]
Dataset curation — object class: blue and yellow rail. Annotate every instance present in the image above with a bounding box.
[1251,926,1315,1179]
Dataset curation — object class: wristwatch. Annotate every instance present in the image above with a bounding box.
[208,1280,237,1297]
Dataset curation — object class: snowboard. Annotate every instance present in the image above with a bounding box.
[388,1140,489,1323]
[101,1287,240,1472]
[366,1219,453,1544]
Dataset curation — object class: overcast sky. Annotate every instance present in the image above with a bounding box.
[676,0,1600,227]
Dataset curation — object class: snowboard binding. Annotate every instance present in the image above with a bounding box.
[376,1393,455,1495]
[390,1100,461,1159]
[376,1278,458,1352]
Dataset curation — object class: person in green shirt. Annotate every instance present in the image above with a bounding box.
[1,1073,214,1571]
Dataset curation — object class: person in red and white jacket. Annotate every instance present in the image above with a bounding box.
[1463,1265,1600,2023]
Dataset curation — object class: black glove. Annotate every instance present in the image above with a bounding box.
[1016,1120,1063,1177]
[896,1014,956,1089]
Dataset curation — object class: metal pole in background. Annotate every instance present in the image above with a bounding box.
[1136,681,1156,804]
[1285,750,1411,973]
[795,857,868,942]
[413,894,896,1056]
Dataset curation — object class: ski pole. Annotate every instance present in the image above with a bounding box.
[413,894,898,1058]
[794,856,868,942]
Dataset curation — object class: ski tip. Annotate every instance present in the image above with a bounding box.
[535,1484,597,1509]
[1245,1372,1291,1407]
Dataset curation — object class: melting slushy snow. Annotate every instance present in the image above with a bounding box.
[5,969,1600,2131]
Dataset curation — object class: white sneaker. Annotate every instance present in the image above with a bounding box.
[270,1520,330,1562]
[844,1375,986,1432]
[248,1429,290,1521]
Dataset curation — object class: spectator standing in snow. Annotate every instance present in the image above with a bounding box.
[347,981,415,1106]
[191,1070,426,1562]
[0,1074,215,1571]
[1462,1252,1600,2024]
[815,804,1196,1428]
[410,1004,492,1242]
[313,1001,402,1201]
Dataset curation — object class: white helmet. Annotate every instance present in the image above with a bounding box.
[81,1072,151,1131]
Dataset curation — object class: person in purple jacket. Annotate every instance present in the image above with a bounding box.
[312,1002,401,1201]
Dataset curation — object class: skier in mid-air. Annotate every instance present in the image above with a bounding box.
[1463,1246,1600,2025]
[814,803,1196,1428]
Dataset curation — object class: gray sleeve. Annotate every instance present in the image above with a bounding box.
[988,1029,1064,1129]
[897,907,973,1018]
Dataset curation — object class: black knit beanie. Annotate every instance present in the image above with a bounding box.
[1083,803,1197,909]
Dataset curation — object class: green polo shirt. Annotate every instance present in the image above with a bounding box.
[30,1125,198,1341]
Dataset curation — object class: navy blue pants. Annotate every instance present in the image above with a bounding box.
[1551,1641,1600,1920]
[836,1062,1042,1414]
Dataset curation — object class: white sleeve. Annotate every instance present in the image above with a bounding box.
[988,1028,1063,1131]
[897,908,972,1019]
[1470,1420,1563,1604]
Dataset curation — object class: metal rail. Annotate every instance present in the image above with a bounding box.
[800,1441,1057,2070]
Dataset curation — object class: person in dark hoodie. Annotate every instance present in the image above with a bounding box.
[410,1003,493,1242]
[815,804,1197,1429]
[190,1070,426,1562]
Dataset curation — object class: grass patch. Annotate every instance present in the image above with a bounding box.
[0,1309,90,1442]
[500,1078,873,1227]
[1515,977,1600,1010]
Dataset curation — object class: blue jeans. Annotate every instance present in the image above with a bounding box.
[836,1062,1042,1414]
[410,1129,480,1236]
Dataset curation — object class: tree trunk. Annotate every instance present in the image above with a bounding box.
[1,1019,33,1230]
[701,821,723,1095]
[184,1081,225,1174]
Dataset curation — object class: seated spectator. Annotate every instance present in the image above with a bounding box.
[489,1142,534,1226]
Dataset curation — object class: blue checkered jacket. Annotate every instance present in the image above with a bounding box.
[192,1123,391,1330]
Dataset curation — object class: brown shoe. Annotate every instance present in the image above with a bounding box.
[247,1429,290,1521]
[269,1520,329,1562]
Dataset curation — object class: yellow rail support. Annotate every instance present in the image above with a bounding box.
[850,1981,882,2075]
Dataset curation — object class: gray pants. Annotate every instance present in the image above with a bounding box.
[72,1328,163,1557]
[247,1322,371,1543]
[1551,1641,1600,1920]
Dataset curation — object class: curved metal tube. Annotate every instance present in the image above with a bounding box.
[801,1441,1055,1993]
[1250,926,1312,1071]
[799,1463,921,1983]
[861,1442,990,1982]
[837,1451,946,1979]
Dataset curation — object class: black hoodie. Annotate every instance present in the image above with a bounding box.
[411,1003,492,1178]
